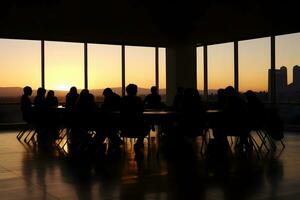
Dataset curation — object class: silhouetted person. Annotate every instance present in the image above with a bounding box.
[33,87,47,147]
[181,88,206,137]
[144,86,163,109]
[245,90,265,129]
[34,87,46,109]
[214,86,249,153]
[72,89,97,153]
[98,88,122,147]
[65,86,79,111]
[20,86,33,122]
[101,88,121,112]
[64,87,79,129]
[173,86,184,111]
[44,90,59,140]
[120,84,149,153]
[45,90,58,107]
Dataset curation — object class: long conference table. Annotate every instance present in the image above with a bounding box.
[53,106,221,128]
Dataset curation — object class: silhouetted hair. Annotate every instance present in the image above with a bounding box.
[23,86,32,96]
[103,88,113,97]
[69,86,77,94]
[126,84,138,96]
[36,87,46,97]
[151,86,158,94]
[47,90,55,98]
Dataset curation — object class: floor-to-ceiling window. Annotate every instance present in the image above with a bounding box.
[0,39,41,122]
[45,41,84,102]
[197,46,204,95]
[239,37,270,101]
[88,44,122,101]
[208,42,234,99]
[125,46,155,97]
[159,48,166,101]
[275,33,300,126]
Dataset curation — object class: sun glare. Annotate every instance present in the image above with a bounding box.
[56,85,70,91]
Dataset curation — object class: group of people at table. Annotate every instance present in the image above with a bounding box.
[20,84,282,155]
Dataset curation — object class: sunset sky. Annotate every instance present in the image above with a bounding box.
[0,33,299,93]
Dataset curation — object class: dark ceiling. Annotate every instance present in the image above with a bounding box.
[0,0,299,46]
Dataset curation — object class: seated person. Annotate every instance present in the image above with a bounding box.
[101,88,121,112]
[244,90,265,129]
[214,86,249,150]
[99,88,122,147]
[120,84,149,150]
[72,89,98,151]
[173,86,184,111]
[34,87,46,109]
[45,90,58,107]
[20,86,33,122]
[64,87,79,126]
[179,88,206,137]
[45,90,59,141]
[65,86,79,111]
[144,86,164,109]
[33,87,47,145]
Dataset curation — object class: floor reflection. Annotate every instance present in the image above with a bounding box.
[0,131,293,200]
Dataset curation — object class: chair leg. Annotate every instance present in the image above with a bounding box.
[280,140,285,149]
[24,129,34,142]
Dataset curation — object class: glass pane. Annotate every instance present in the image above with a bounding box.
[125,46,155,96]
[276,33,300,85]
[159,48,166,101]
[88,44,122,101]
[0,39,41,94]
[45,41,84,91]
[208,42,234,93]
[275,33,300,127]
[0,39,41,123]
[197,46,204,94]
[239,37,270,96]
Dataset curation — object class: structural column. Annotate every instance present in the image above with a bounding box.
[203,45,208,98]
[166,44,197,105]
[270,36,276,103]
[41,40,45,88]
[122,45,126,96]
[155,47,159,89]
[234,41,239,92]
[84,43,88,89]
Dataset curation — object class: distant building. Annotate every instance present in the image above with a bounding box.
[293,65,300,87]
[268,65,300,102]
[268,66,287,94]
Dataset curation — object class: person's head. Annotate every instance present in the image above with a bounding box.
[23,86,32,96]
[47,90,55,98]
[225,86,236,98]
[37,87,46,97]
[245,90,257,102]
[103,88,113,97]
[69,86,77,94]
[126,84,138,96]
[80,89,89,98]
[150,86,158,94]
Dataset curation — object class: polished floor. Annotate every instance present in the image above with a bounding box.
[0,130,299,200]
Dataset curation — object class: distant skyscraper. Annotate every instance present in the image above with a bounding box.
[293,65,300,87]
[268,66,287,94]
